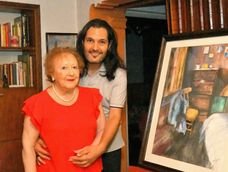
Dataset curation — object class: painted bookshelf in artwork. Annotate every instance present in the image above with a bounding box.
[0,1,42,172]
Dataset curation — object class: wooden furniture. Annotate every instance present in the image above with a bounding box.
[0,1,42,171]
[189,69,219,122]
[166,0,227,34]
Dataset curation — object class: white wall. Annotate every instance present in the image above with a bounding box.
[77,0,91,31]
[39,0,78,88]
[77,0,102,30]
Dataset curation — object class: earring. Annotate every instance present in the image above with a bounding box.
[52,77,55,82]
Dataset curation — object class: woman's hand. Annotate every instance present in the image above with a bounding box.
[34,138,51,165]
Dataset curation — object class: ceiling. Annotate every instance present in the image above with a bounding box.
[126,5,166,19]
[94,0,166,19]
[95,0,165,8]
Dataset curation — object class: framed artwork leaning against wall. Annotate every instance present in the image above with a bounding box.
[139,30,228,172]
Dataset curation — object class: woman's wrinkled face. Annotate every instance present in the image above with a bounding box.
[83,27,109,64]
[52,52,80,91]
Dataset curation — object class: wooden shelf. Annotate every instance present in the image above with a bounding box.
[0,1,42,171]
[0,47,35,51]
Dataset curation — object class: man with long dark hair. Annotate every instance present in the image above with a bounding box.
[75,18,127,172]
[35,19,127,172]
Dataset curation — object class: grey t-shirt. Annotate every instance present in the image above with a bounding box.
[79,64,127,152]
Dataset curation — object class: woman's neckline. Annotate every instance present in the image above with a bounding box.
[46,86,80,107]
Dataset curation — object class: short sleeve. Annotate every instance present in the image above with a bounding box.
[110,68,127,107]
[22,94,42,132]
[91,88,103,119]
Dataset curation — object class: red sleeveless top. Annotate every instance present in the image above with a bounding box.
[22,87,103,172]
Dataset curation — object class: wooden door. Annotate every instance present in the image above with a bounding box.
[0,89,35,171]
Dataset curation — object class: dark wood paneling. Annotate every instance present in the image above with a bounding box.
[167,0,179,34]
[0,139,24,172]
[0,88,35,142]
[210,0,221,29]
[180,0,191,32]
[190,0,201,32]
[166,0,227,34]
[200,0,210,30]
[220,0,228,28]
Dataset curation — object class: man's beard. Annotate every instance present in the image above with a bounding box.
[88,60,103,64]
[87,52,105,64]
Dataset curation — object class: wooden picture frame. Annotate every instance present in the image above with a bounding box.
[139,31,228,172]
[46,32,77,53]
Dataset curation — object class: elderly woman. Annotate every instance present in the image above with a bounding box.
[22,47,105,172]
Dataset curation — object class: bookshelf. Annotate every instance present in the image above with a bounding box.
[0,1,42,171]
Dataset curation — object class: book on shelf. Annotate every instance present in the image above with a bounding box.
[0,24,6,47]
[18,53,33,87]
[0,24,2,47]
[8,63,15,84]
[0,62,26,88]
[21,14,30,47]
[0,22,12,47]
[13,16,22,47]
[14,14,30,47]
[0,63,10,87]
[0,13,30,48]
[0,53,33,88]
[0,64,3,81]
[29,55,33,87]
[10,61,26,87]
[3,64,9,84]
[0,64,3,87]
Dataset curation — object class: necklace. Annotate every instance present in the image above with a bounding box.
[52,84,76,102]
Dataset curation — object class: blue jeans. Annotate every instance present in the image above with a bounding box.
[102,149,121,172]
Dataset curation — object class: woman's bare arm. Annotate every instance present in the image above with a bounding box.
[22,116,40,172]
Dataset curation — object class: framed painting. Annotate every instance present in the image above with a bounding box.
[46,32,77,53]
[139,31,228,172]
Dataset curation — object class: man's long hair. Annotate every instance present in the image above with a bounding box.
[76,18,124,81]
